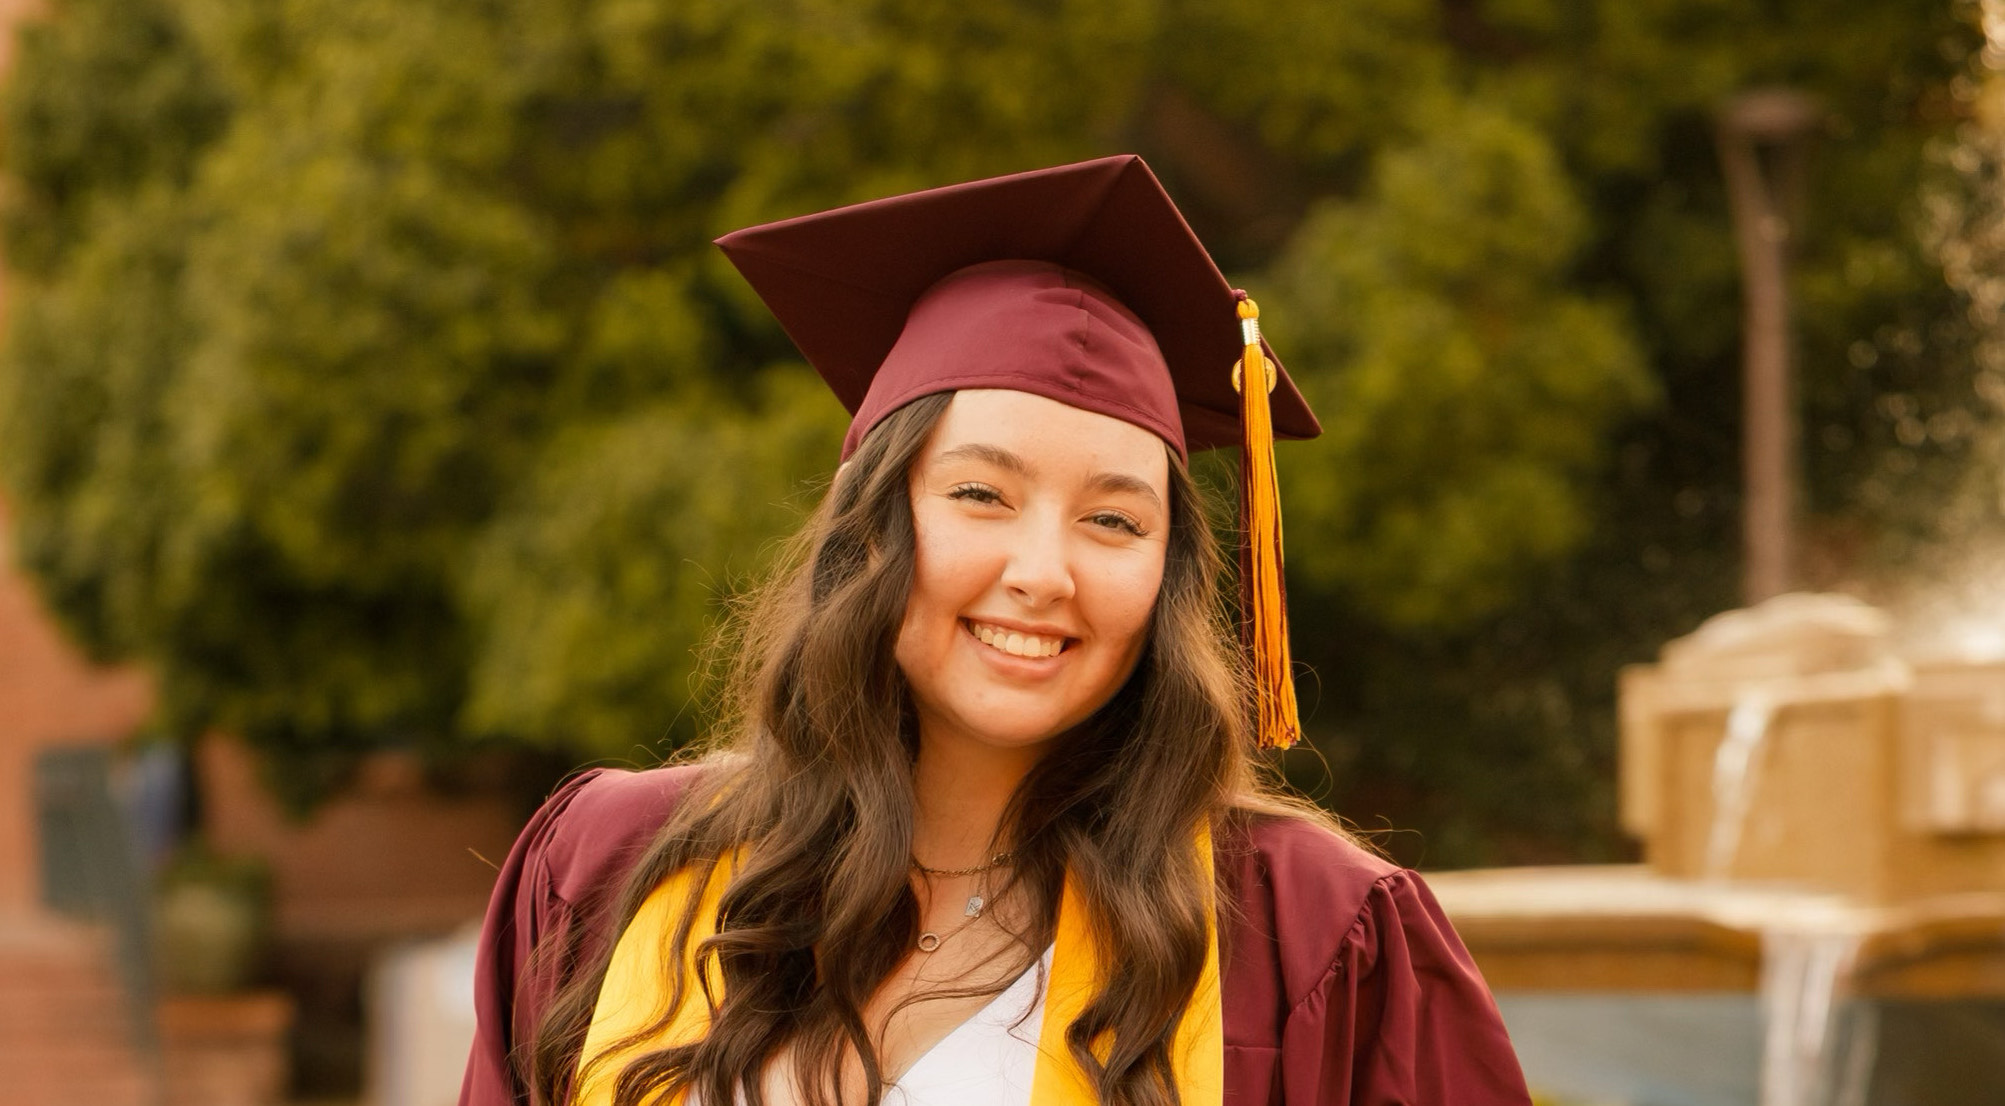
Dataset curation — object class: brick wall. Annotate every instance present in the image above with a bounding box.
[199,735,519,946]
[0,916,296,1106]
[0,916,150,1106]
[199,737,521,1093]
[0,497,156,913]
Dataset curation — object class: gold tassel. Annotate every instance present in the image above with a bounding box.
[1234,295,1302,750]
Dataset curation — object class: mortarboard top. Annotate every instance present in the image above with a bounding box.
[714,154,1320,461]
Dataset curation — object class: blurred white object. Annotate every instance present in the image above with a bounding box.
[368,921,482,1106]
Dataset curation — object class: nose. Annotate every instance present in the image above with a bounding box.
[999,511,1076,608]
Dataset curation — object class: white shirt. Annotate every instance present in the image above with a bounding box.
[691,947,1052,1106]
[885,947,1051,1106]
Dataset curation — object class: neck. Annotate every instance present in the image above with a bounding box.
[910,725,1047,870]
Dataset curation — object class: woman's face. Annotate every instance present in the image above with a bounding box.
[896,389,1171,757]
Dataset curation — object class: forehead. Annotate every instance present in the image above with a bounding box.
[921,390,1172,488]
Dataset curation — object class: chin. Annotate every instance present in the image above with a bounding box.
[940,705,1079,752]
[957,718,1068,751]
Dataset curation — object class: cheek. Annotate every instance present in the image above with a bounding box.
[1091,557,1167,660]
[899,507,998,639]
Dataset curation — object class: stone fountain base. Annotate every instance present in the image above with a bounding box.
[1431,864,2005,1106]
[1427,594,2005,1105]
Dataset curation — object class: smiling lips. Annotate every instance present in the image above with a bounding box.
[965,619,1071,659]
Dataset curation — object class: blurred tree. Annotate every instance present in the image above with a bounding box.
[0,0,1984,858]
[1247,0,1982,863]
[1268,99,1654,629]
[460,367,845,760]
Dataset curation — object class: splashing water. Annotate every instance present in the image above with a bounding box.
[1985,0,2005,68]
[1885,543,2005,662]
[1704,689,1878,1105]
[1908,0,2005,606]
[1759,926,1866,1106]
[1706,693,1777,880]
[1828,1002,1880,1106]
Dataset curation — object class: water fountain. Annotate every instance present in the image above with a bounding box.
[1428,593,2005,1106]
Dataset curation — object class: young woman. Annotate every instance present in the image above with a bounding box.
[459,156,1532,1106]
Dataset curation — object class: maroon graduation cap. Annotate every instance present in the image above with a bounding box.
[715,154,1313,748]
[713,154,1320,461]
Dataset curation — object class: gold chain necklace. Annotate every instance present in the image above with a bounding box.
[910,851,1014,878]
[911,853,1013,952]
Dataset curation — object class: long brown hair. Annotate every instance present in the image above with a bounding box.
[529,391,1312,1106]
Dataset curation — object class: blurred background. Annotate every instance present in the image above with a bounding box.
[1,1,2003,1104]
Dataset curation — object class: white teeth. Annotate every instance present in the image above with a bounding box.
[969,621,1065,658]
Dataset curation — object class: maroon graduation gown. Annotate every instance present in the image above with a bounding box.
[458,766,1532,1106]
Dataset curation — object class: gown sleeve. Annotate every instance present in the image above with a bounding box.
[459,765,697,1106]
[1279,869,1531,1106]
[459,768,608,1106]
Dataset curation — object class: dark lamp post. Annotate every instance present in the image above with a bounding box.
[1719,88,1821,606]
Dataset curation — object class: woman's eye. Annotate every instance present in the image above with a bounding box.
[1089,512,1148,537]
[947,483,1004,505]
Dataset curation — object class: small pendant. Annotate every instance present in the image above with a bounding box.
[964,894,985,918]
[917,932,941,952]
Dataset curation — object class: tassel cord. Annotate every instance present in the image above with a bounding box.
[1234,296,1302,750]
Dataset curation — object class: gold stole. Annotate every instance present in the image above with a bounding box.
[574,830,1223,1106]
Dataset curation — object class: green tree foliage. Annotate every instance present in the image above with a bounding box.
[1269,101,1654,628]
[0,0,1983,857]
[461,368,844,759]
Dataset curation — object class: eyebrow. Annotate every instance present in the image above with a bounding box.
[936,442,1029,475]
[933,442,1164,508]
